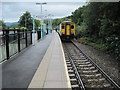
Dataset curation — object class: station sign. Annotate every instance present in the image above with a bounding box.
[40,21,43,24]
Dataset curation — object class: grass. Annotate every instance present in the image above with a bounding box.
[78,37,119,60]
[79,37,108,51]
[88,42,107,51]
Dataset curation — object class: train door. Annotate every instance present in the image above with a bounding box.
[71,24,75,35]
[65,23,71,35]
[61,24,65,35]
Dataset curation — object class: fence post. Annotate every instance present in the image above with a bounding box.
[6,30,9,59]
[23,29,25,38]
[37,31,39,40]
[3,30,5,44]
[14,28,16,40]
[17,29,20,52]
[37,30,41,40]
[25,29,28,47]
[30,30,32,44]
[46,28,48,35]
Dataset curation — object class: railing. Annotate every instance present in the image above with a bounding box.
[0,29,32,62]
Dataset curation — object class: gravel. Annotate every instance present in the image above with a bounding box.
[74,40,120,86]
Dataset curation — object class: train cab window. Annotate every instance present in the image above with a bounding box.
[71,25,74,29]
[62,26,65,29]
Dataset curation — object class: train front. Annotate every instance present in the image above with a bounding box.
[60,21,75,40]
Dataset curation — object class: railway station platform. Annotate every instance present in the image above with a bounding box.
[2,32,71,89]
[28,32,71,88]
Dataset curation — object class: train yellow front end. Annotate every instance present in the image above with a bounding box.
[60,21,76,40]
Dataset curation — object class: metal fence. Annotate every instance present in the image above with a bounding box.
[0,29,32,62]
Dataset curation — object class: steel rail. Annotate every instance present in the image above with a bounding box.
[64,43,85,90]
[71,40,120,89]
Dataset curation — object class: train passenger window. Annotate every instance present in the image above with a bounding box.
[71,25,74,29]
[62,26,64,29]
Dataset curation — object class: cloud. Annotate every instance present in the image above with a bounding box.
[0,3,2,20]
[1,0,119,2]
[2,2,85,22]
[1,0,87,2]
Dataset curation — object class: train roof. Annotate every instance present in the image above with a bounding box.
[63,21,71,22]
[61,21,75,24]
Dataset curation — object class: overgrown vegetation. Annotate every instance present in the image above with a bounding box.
[71,2,120,60]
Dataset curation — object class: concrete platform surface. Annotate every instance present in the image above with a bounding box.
[2,33,53,88]
[28,32,71,88]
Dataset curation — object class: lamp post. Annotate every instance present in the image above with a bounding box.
[36,2,47,15]
[32,15,35,32]
[44,10,47,20]
[48,14,54,33]
[44,10,49,34]
[32,15,35,45]
[36,2,47,23]
[36,2,47,38]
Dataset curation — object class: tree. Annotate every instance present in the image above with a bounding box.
[0,20,6,29]
[52,17,71,29]
[34,19,40,30]
[18,11,33,29]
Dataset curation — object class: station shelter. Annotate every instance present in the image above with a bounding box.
[39,21,46,39]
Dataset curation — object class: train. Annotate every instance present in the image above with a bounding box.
[59,21,76,40]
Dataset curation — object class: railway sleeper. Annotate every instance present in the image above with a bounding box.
[79,55,85,57]
[66,61,71,64]
[81,69,98,73]
[83,78,107,82]
[69,74,75,77]
[85,83,112,88]
[67,64,72,67]
[71,84,79,89]
[67,66,73,69]
[71,55,80,57]
[84,81,112,88]
[72,58,86,60]
[78,66,95,70]
[76,65,94,69]
[71,54,81,57]
[66,60,70,62]
[67,66,73,70]
[80,74,102,78]
[77,62,90,65]
[78,64,92,67]
[70,78,78,85]
[75,59,88,62]
[68,69,74,74]
[80,75,104,81]
[79,72,102,77]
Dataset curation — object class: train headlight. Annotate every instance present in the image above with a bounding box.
[71,32,74,34]
[62,32,65,34]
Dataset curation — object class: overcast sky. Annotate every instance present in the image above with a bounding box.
[2,0,118,22]
[1,1,86,22]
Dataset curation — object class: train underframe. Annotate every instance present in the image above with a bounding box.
[60,34,74,41]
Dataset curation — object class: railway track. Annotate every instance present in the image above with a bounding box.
[62,41,120,90]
